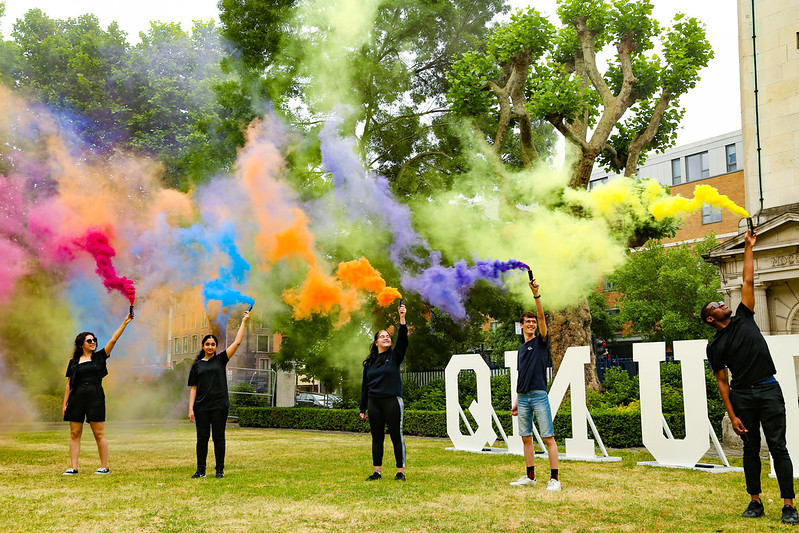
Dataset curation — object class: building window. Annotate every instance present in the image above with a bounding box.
[702,204,722,224]
[182,313,188,329]
[257,334,271,353]
[726,144,737,172]
[489,320,499,330]
[671,158,682,185]
[174,337,180,354]
[588,177,608,190]
[192,335,198,353]
[686,151,709,181]
[258,358,270,370]
[202,315,208,328]
[183,336,189,353]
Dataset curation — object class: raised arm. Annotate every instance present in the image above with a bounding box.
[741,229,756,311]
[394,303,408,364]
[225,310,251,358]
[531,279,546,340]
[104,312,134,355]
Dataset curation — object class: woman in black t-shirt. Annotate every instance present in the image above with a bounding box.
[187,309,250,479]
[359,303,408,481]
[62,312,134,475]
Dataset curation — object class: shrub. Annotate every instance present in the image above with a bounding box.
[32,394,62,422]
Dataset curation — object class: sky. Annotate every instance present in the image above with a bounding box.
[0,0,741,147]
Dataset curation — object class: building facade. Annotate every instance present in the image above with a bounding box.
[704,0,799,336]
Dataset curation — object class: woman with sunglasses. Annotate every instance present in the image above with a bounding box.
[62,312,134,475]
[359,302,408,481]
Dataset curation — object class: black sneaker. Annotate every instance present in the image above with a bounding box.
[366,471,382,481]
[782,505,799,525]
[215,471,224,479]
[94,468,110,475]
[742,499,765,518]
[395,472,406,481]
[191,469,206,479]
[62,468,78,476]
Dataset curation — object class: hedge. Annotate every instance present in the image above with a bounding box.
[237,406,690,448]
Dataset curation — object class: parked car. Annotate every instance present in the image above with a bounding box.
[295,392,342,409]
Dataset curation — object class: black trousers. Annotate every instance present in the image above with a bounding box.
[194,406,229,472]
[367,396,405,468]
[730,381,795,499]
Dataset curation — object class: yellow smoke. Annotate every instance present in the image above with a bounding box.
[649,183,749,220]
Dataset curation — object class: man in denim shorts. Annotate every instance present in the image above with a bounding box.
[510,278,561,491]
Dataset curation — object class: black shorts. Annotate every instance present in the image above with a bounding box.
[63,382,106,423]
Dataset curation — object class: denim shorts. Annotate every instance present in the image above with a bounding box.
[517,390,554,438]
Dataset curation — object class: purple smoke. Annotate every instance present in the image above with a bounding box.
[319,119,429,267]
[401,253,530,320]
[319,115,531,320]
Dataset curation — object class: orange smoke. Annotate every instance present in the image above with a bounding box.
[264,208,318,267]
[336,257,401,306]
[283,266,361,324]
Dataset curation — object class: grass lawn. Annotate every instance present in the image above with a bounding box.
[0,422,792,532]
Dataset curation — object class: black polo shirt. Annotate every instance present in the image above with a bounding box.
[707,302,776,389]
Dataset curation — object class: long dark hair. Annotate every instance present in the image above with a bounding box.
[196,334,219,360]
[72,332,96,359]
[363,330,391,369]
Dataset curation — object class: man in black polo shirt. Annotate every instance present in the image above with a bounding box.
[702,228,797,524]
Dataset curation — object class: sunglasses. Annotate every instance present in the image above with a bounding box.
[85,338,97,344]
[707,301,725,310]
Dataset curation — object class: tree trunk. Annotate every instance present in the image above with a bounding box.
[546,298,601,391]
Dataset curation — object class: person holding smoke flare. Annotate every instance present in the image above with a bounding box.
[62,312,134,475]
[509,277,561,491]
[360,302,408,481]
[702,228,797,524]
[187,309,251,479]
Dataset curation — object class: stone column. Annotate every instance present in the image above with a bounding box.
[753,283,770,334]
[727,288,742,312]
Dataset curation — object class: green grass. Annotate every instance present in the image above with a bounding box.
[0,423,792,532]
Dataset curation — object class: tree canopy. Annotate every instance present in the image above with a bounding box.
[448,0,713,187]
[608,235,720,344]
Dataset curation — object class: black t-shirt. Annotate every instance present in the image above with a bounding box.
[360,324,408,413]
[65,348,109,387]
[188,351,230,411]
[516,334,550,393]
[707,302,777,389]
[73,361,100,384]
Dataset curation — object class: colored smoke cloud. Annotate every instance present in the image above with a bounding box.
[647,182,750,219]
[401,254,530,320]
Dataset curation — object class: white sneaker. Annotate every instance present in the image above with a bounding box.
[510,475,536,486]
[94,468,110,475]
[546,478,561,491]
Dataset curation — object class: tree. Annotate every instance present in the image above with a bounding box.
[608,235,720,344]
[218,0,512,194]
[122,21,234,188]
[449,0,713,187]
[10,10,130,150]
[587,289,621,342]
[447,0,713,389]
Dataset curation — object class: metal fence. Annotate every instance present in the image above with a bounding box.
[227,366,275,408]
[402,367,510,388]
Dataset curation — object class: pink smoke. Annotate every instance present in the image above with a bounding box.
[73,228,136,304]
